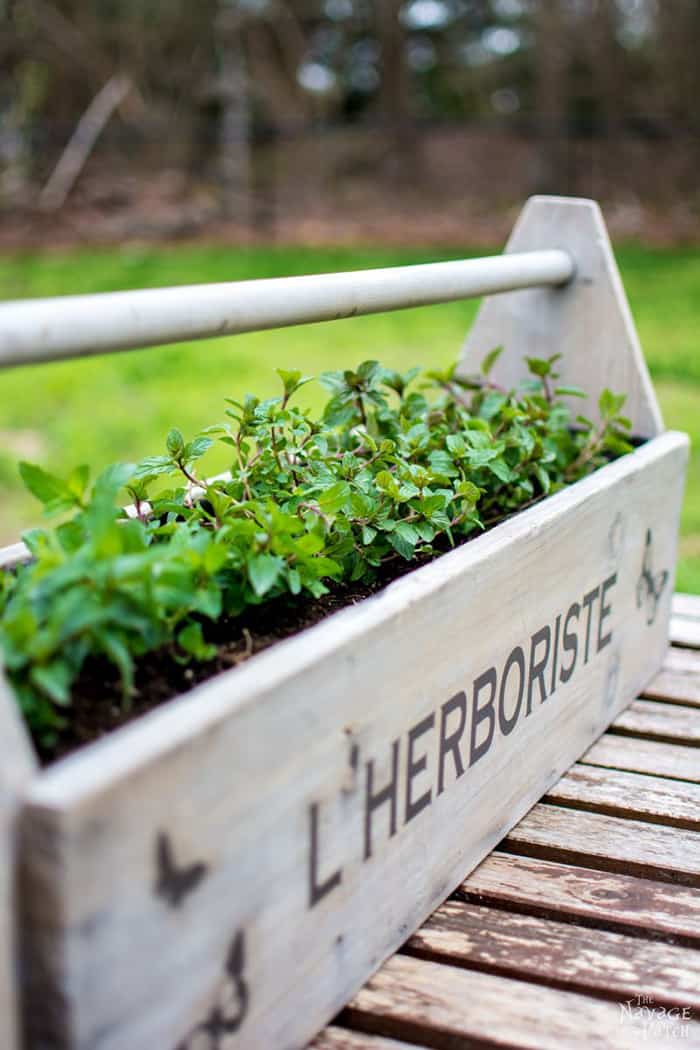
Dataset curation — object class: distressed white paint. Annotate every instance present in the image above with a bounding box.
[0,666,38,1050]
[0,249,573,368]
[0,543,29,571]
[18,433,688,1050]
[458,196,663,438]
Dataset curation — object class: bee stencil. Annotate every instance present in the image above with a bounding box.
[176,930,249,1050]
[636,529,668,626]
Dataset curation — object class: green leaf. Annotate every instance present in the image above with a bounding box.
[420,493,448,515]
[93,462,136,502]
[599,389,627,419]
[389,521,420,559]
[133,455,175,479]
[375,470,401,500]
[56,520,85,554]
[204,542,228,575]
[277,368,313,401]
[192,582,223,619]
[318,369,347,394]
[415,521,435,542]
[456,480,481,504]
[166,428,185,457]
[30,662,72,706]
[248,553,284,597]
[177,622,217,662]
[481,346,503,376]
[19,462,69,507]
[97,631,135,701]
[534,465,551,494]
[428,450,459,478]
[184,436,213,461]
[465,447,499,468]
[358,525,375,545]
[525,356,551,378]
[487,458,514,483]
[318,481,351,515]
[66,464,90,502]
[604,432,634,456]
[323,395,357,428]
[357,360,381,382]
[446,434,466,457]
[480,392,507,420]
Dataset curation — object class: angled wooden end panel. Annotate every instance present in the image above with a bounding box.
[18,433,687,1050]
[0,666,38,1050]
[457,195,664,439]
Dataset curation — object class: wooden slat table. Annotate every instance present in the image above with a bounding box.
[310,593,700,1050]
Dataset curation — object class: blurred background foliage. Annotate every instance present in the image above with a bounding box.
[1,243,698,592]
[2,0,700,241]
[0,0,698,590]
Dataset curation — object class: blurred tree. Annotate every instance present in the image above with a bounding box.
[534,0,569,193]
[1,0,698,221]
[377,0,415,175]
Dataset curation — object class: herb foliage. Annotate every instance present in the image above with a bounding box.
[0,352,633,743]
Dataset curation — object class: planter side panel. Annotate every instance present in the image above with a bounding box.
[0,669,37,1050]
[457,196,664,438]
[20,434,687,1050]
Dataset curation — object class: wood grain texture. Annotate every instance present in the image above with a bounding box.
[643,644,700,708]
[17,434,688,1050]
[460,852,700,944]
[343,953,698,1050]
[582,734,700,783]
[545,763,700,830]
[643,669,700,709]
[458,195,664,438]
[611,698,700,745]
[309,1026,422,1049]
[504,804,700,886]
[662,646,700,675]
[407,899,700,1009]
[0,666,38,1050]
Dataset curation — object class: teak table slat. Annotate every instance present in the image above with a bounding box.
[310,592,700,1050]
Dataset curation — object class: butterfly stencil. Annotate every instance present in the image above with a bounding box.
[636,529,668,627]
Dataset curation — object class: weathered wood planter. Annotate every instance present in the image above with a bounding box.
[0,197,689,1049]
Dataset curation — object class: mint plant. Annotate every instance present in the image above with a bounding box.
[0,353,633,744]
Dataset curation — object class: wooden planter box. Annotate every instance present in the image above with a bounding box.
[0,197,689,1049]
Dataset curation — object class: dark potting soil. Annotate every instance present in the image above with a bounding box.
[37,542,445,766]
[34,438,643,766]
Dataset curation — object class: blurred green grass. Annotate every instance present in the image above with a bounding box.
[0,242,697,592]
